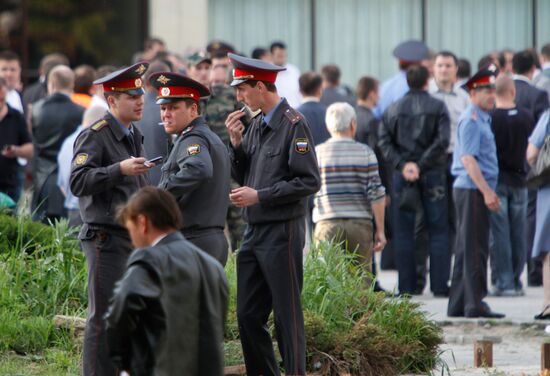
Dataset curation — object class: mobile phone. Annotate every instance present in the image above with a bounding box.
[146,156,163,164]
[239,106,254,132]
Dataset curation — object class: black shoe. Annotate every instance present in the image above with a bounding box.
[534,312,550,320]
[433,291,449,298]
[528,278,542,287]
[534,305,550,320]
[465,302,505,318]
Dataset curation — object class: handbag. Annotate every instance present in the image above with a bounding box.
[527,119,550,189]
[399,181,420,212]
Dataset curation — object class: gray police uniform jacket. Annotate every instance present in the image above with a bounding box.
[158,116,230,231]
[230,98,321,225]
[105,231,228,376]
[70,113,149,231]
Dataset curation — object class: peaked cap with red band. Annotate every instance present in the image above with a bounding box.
[93,62,149,96]
[462,63,499,91]
[149,72,210,105]
[228,53,286,87]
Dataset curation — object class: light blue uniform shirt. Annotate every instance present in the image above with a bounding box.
[452,104,498,190]
[57,125,83,210]
[373,70,409,118]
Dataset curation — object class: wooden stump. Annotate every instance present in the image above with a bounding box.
[474,340,493,368]
[542,343,550,371]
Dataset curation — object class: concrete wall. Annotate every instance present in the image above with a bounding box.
[149,0,209,56]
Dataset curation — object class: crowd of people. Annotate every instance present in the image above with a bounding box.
[2,36,550,375]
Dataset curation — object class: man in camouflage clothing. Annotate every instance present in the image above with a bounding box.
[203,56,246,251]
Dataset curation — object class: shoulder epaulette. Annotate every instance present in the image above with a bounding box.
[284,108,302,125]
[91,119,108,131]
[182,125,195,135]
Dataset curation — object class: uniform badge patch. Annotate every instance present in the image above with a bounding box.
[294,138,309,154]
[187,144,201,155]
[75,153,88,166]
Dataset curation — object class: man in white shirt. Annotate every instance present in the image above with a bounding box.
[271,41,302,108]
[0,51,23,114]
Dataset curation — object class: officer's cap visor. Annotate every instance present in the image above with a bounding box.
[155,97,187,105]
[113,88,145,96]
[230,78,248,87]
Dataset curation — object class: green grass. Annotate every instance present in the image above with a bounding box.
[0,213,444,375]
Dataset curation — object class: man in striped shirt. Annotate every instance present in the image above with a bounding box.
[313,102,387,279]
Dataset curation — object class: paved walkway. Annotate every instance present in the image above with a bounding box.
[376,259,549,375]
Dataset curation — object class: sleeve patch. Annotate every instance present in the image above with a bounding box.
[187,144,201,155]
[294,138,310,154]
[74,153,88,166]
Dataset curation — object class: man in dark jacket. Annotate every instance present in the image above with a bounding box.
[378,64,451,296]
[31,65,84,223]
[106,186,228,376]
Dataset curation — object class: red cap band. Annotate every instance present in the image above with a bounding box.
[233,68,278,83]
[157,86,201,101]
[467,75,495,90]
[103,77,143,92]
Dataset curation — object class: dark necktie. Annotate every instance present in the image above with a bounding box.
[128,128,137,156]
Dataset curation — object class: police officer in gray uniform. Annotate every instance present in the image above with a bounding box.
[151,72,231,266]
[225,54,321,376]
[70,62,153,376]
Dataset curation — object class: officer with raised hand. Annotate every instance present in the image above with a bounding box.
[70,62,152,376]
[225,53,321,376]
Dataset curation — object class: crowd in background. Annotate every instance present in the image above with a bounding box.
[2,37,550,320]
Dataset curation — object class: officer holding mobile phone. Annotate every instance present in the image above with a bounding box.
[151,72,231,265]
[69,62,152,376]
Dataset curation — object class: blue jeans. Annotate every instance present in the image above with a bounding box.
[489,183,527,290]
[392,170,450,294]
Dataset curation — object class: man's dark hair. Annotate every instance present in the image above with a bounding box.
[251,47,268,60]
[435,50,458,66]
[298,72,322,96]
[244,80,277,93]
[0,50,20,63]
[406,64,429,90]
[117,186,182,230]
[211,49,228,60]
[74,65,96,94]
[321,64,340,86]
[457,58,471,79]
[541,43,550,60]
[512,49,536,75]
[477,54,495,70]
[270,41,286,53]
[356,76,378,101]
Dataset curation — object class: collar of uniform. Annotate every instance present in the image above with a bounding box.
[180,116,206,136]
[106,112,131,141]
[471,104,491,123]
[262,97,285,128]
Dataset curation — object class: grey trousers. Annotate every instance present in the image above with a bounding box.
[80,225,132,376]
